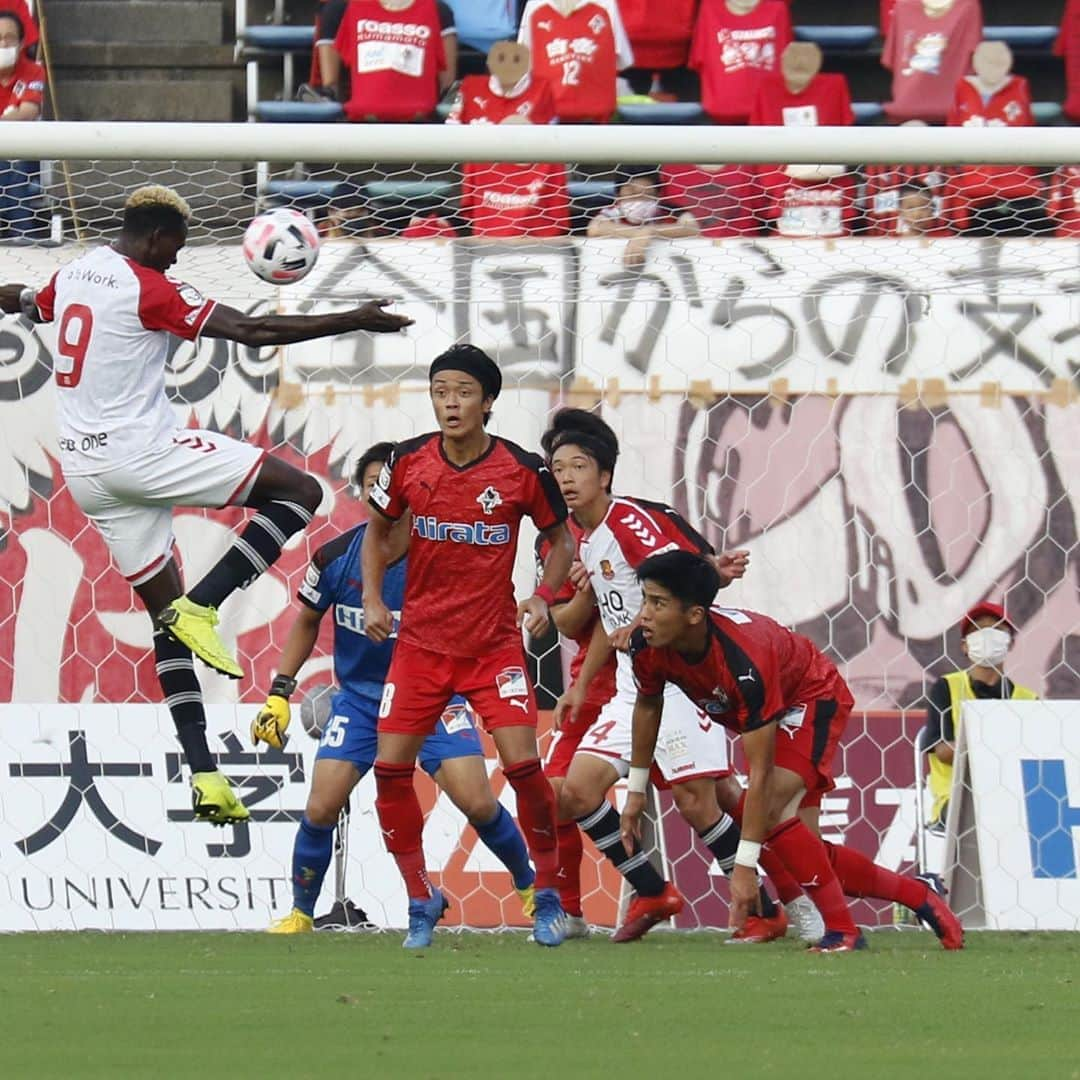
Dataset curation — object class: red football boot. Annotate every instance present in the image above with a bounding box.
[917,887,965,950]
[725,906,789,945]
[807,930,868,953]
[611,883,684,943]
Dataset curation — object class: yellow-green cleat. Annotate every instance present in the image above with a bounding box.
[159,596,243,680]
[267,909,314,934]
[191,770,250,826]
[516,884,536,920]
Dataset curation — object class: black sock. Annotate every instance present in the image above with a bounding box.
[698,816,777,917]
[154,630,214,774]
[577,802,665,898]
[189,499,314,609]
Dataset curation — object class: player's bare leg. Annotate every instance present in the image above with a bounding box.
[671,775,788,944]
[491,724,566,945]
[548,774,588,937]
[271,758,360,933]
[433,755,537,918]
[373,730,449,948]
[134,558,249,824]
[163,457,322,676]
[560,753,682,942]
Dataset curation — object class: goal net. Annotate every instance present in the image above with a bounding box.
[0,122,1076,933]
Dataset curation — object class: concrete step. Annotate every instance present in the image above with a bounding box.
[55,77,236,122]
[45,1,225,45]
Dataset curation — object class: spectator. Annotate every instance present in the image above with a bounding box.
[9,0,34,55]
[923,602,1036,831]
[518,0,633,122]
[862,123,950,236]
[749,43,854,127]
[883,0,982,123]
[451,41,568,238]
[660,162,763,237]
[944,41,1040,233]
[0,8,45,241]
[587,173,700,268]
[444,0,520,55]
[320,0,456,118]
[619,0,699,99]
[874,180,951,236]
[690,0,793,124]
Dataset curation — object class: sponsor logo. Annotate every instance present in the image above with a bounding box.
[588,14,607,34]
[496,667,528,699]
[476,485,503,515]
[177,283,205,308]
[440,703,474,735]
[411,516,511,545]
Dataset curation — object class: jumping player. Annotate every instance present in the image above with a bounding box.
[544,409,798,944]
[623,551,965,952]
[0,185,412,824]
[256,442,537,934]
[362,344,575,948]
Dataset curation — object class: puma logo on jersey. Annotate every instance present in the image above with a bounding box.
[476,485,502,515]
[538,19,552,30]
[738,671,756,684]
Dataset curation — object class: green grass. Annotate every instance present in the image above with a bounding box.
[2,931,1078,1079]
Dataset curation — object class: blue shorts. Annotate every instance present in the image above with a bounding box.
[316,691,484,777]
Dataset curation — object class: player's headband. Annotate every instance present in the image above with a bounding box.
[548,429,618,476]
[428,345,502,401]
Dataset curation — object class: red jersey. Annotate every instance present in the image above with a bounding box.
[0,53,44,115]
[749,72,854,127]
[446,73,557,126]
[862,163,950,236]
[631,606,848,736]
[948,74,1033,129]
[1048,167,1080,237]
[883,0,981,122]
[660,164,763,237]
[1057,0,1080,121]
[690,0,792,123]
[334,0,446,121]
[619,0,698,69]
[371,433,567,657]
[518,0,634,122]
[461,161,570,237]
[757,170,856,238]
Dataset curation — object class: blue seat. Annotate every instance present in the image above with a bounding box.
[1033,101,1064,124]
[255,101,343,122]
[853,102,885,124]
[617,102,703,124]
[242,25,316,51]
[795,25,877,49]
[264,180,347,202]
[983,25,1058,49]
[365,181,454,201]
[568,180,615,202]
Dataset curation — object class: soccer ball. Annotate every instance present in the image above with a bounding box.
[242,208,320,284]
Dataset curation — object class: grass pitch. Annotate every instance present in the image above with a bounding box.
[2,930,1078,1079]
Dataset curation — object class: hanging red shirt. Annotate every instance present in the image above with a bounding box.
[758,170,857,238]
[461,162,570,237]
[749,72,855,127]
[660,164,763,237]
[883,0,982,122]
[618,0,699,70]
[518,0,633,122]
[690,0,792,123]
[446,73,557,125]
[1048,167,1080,236]
[334,0,446,121]
[1056,0,1080,121]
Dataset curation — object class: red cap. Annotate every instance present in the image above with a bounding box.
[960,601,1016,637]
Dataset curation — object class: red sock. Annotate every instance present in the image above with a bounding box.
[726,790,804,905]
[373,761,430,901]
[824,842,928,910]
[765,818,857,935]
[503,758,559,890]
[555,821,584,917]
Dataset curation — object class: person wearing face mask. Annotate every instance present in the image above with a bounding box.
[923,602,1037,832]
[0,9,44,240]
[587,173,700,268]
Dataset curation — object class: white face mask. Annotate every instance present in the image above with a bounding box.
[621,198,659,225]
[966,627,1011,668]
[0,45,19,69]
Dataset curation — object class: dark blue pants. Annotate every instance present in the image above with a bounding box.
[0,160,41,237]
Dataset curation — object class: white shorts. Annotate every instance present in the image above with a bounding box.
[64,430,265,586]
[575,683,731,784]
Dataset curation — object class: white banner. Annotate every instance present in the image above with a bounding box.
[950,699,1080,931]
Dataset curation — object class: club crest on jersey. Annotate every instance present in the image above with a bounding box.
[496,667,528,700]
[476,485,502,515]
[411,515,510,545]
[600,559,615,580]
[700,686,731,715]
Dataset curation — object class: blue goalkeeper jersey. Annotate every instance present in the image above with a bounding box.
[297,523,403,703]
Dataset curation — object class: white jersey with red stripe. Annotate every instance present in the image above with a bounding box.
[34,245,217,478]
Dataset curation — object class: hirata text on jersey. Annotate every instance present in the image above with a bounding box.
[411,517,511,545]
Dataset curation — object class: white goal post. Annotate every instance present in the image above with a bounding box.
[0,121,1078,933]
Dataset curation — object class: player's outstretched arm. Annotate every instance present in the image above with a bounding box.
[252,604,325,750]
[0,284,32,315]
[619,692,664,854]
[360,509,395,642]
[552,616,612,729]
[202,298,413,348]
[549,572,595,639]
[518,520,574,637]
[730,723,778,927]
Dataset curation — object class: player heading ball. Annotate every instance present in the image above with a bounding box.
[361,344,576,948]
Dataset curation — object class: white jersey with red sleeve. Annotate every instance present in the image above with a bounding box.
[33,245,216,478]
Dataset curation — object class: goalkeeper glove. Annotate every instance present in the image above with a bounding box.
[252,674,297,750]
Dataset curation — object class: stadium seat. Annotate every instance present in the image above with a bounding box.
[241,25,315,51]
[364,181,455,208]
[1033,102,1064,124]
[794,25,878,49]
[982,26,1058,49]
[568,179,616,202]
[617,102,704,124]
[263,180,348,208]
[255,101,343,122]
[853,102,885,124]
